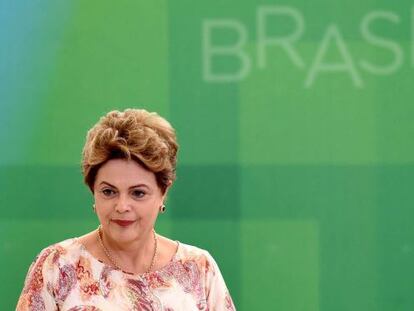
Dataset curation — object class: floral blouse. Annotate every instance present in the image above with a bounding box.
[16,238,236,311]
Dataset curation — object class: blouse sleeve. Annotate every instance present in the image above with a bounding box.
[204,251,236,311]
[16,246,59,311]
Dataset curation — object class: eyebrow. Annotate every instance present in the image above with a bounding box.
[99,181,150,190]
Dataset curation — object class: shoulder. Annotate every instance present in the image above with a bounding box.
[24,238,84,287]
[20,238,81,295]
[40,238,81,257]
[176,242,221,274]
[177,242,211,259]
[18,238,84,309]
[29,238,83,271]
[175,243,235,309]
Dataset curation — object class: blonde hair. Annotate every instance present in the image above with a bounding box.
[81,109,178,193]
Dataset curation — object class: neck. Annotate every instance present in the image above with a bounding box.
[98,226,157,274]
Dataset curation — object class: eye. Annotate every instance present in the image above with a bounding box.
[131,189,146,198]
[101,188,116,197]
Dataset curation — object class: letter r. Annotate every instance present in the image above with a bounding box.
[257,6,305,69]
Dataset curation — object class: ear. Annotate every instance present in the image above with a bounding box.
[161,180,173,202]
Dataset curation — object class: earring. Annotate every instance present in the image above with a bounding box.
[92,204,96,213]
[160,204,166,213]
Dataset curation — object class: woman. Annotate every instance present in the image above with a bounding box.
[17,109,236,310]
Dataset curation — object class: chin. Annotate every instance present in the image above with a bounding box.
[108,223,134,235]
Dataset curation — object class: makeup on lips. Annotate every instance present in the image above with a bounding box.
[112,219,135,227]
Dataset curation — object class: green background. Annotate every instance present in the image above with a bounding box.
[1,1,414,310]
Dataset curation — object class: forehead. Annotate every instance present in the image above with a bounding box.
[95,159,157,187]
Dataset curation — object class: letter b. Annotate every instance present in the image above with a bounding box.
[202,20,251,82]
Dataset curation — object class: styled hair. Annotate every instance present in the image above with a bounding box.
[81,109,178,193]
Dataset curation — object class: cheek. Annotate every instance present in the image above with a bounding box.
[140,202,161,219]
[95,200,111,217]
[95,197,108,208]
[142,202,159,215]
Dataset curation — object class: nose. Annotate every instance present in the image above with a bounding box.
[115,194,131,213]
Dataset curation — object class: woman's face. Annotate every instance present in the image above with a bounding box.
[93,158,166,245]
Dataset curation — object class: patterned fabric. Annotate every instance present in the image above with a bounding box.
[16,238,236,311]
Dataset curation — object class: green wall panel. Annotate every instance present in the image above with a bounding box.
[1,0,414,310]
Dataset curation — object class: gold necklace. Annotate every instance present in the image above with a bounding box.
[97,225,158,274]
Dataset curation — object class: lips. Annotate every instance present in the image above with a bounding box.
[112,219,135,227]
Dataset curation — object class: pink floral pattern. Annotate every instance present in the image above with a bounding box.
[17,239,236,311]
[52,264,76,303]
